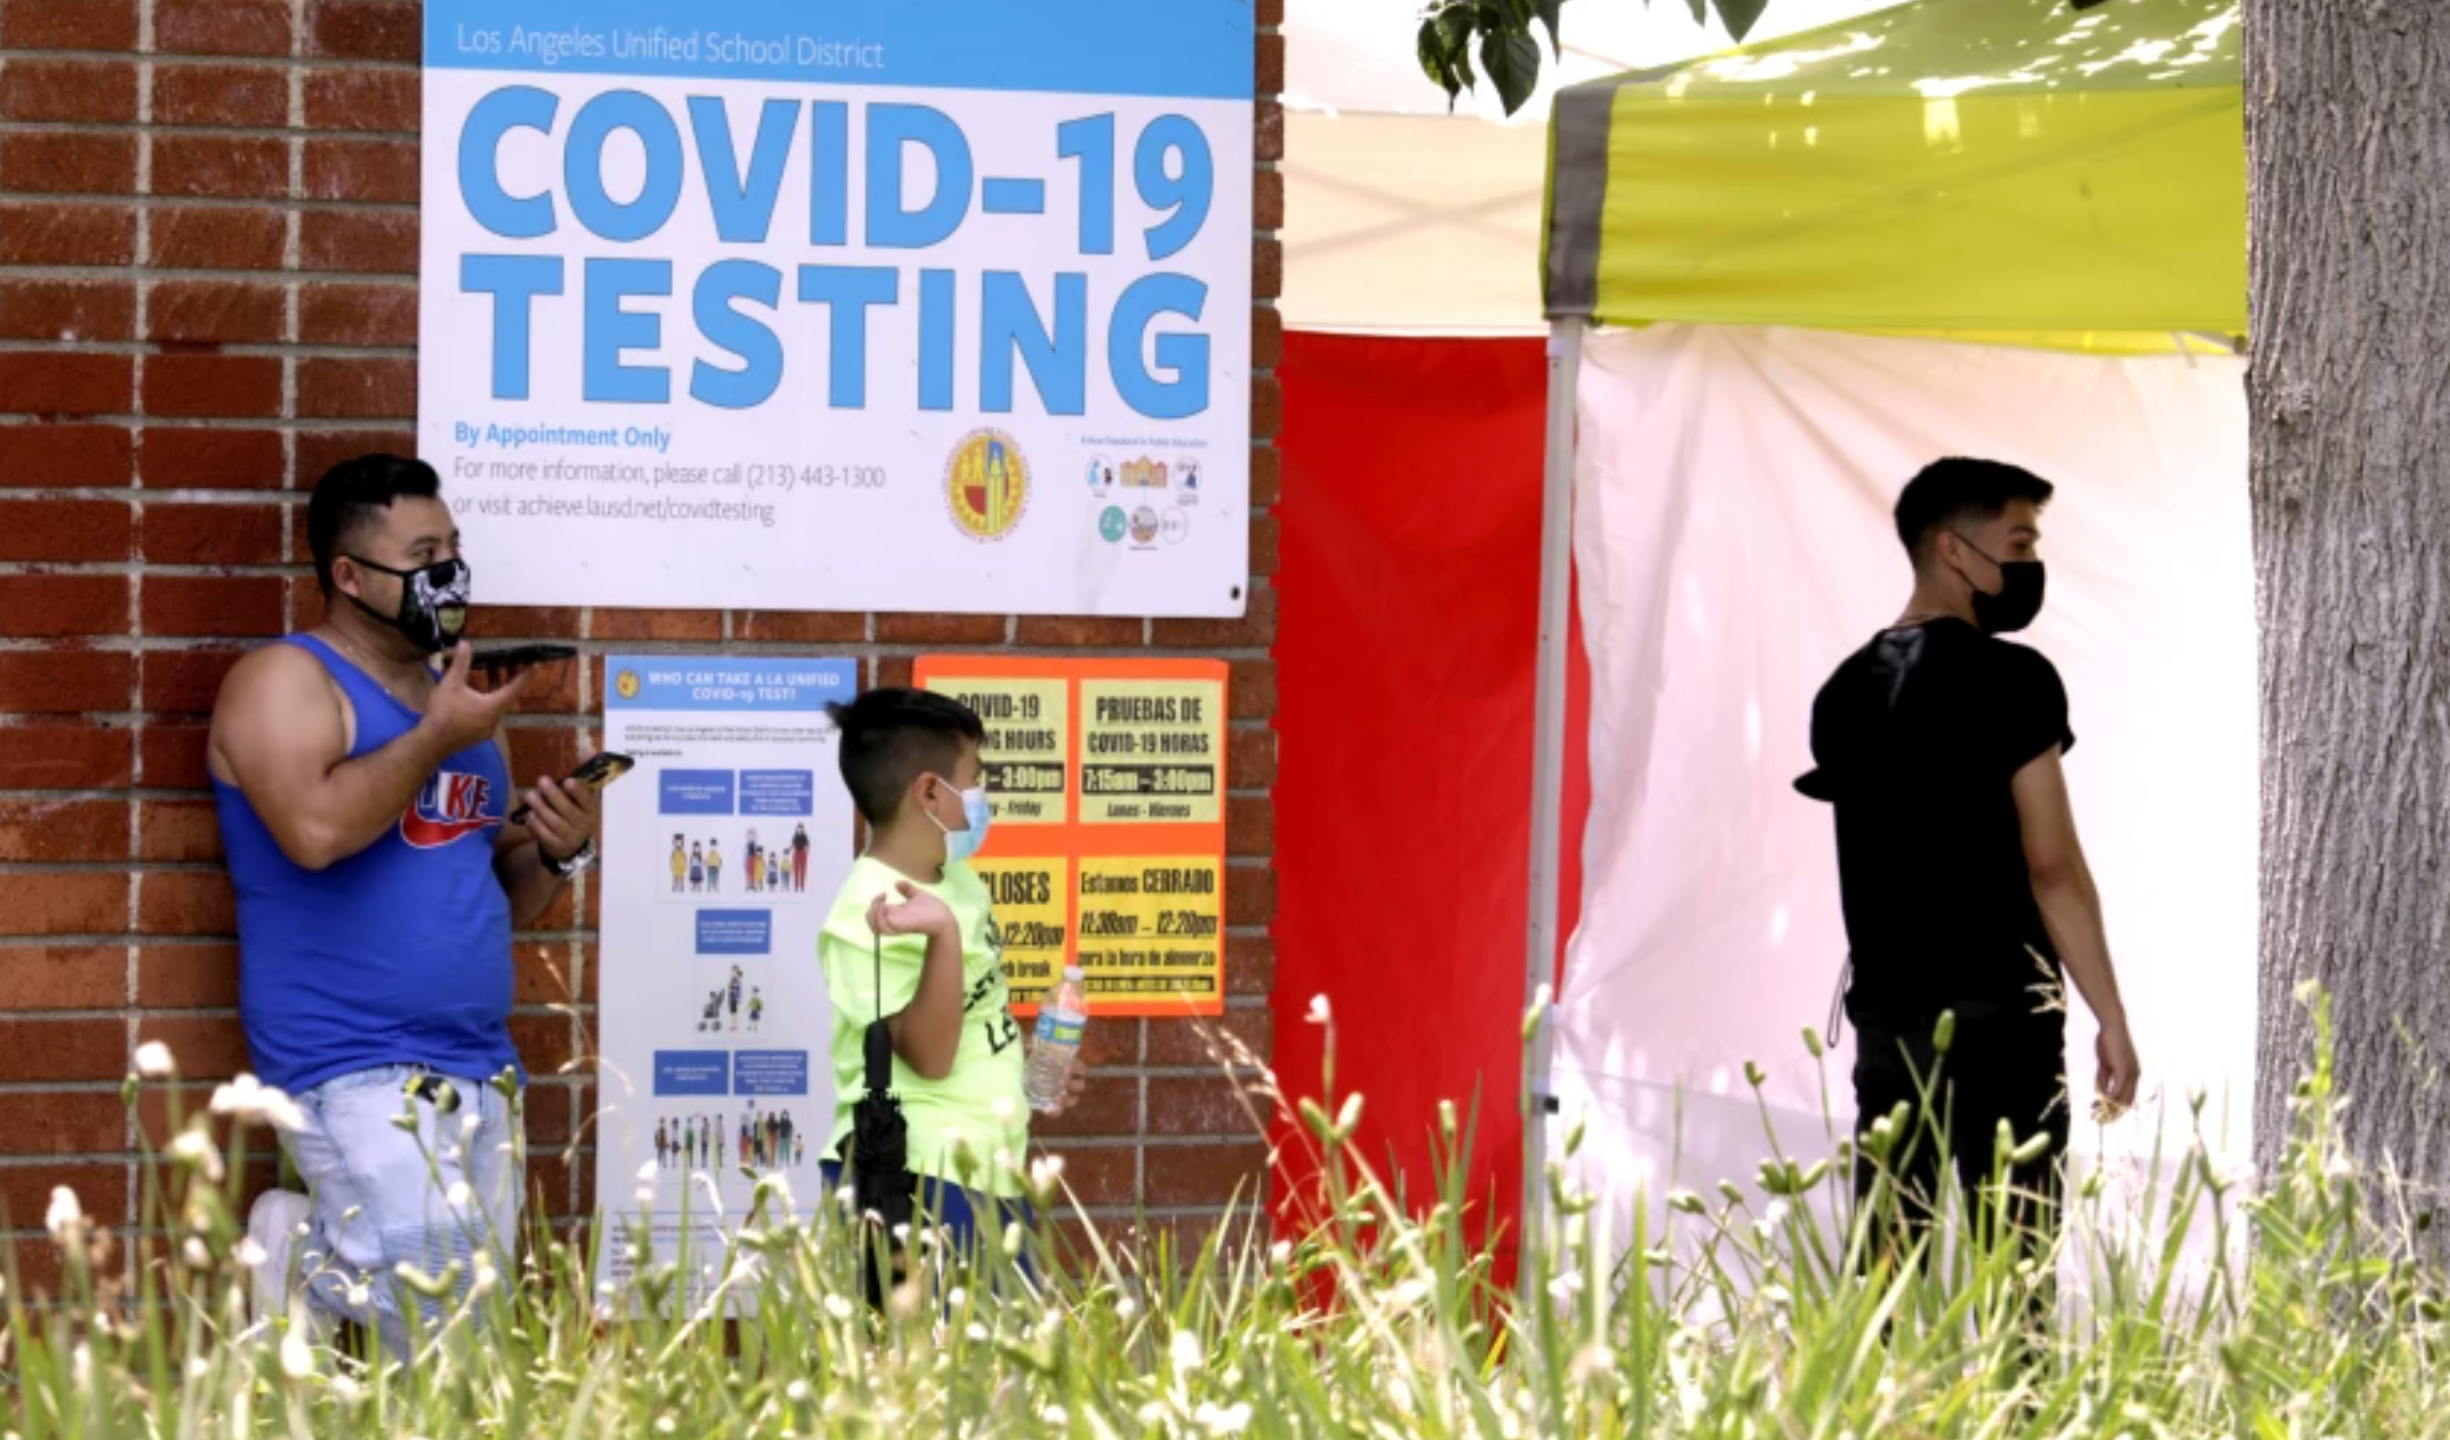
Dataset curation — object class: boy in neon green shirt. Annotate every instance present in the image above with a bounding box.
[818,688,1081,1251]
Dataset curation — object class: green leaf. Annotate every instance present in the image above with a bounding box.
[1685,0,1708,25]
[1534,0,1565,58]
[1479,26,1542,116]
[1712,0,1770,41]
[1416,16,1461,100]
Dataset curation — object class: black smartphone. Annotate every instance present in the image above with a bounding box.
[510,751,635,826]
[471,643,577,676]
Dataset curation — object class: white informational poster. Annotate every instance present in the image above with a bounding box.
[598,655,856,1295]
[419,0,1255,618]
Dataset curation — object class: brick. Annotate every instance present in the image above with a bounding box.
[140,502,283,566]
[877,613,1005,645]
[139,724,212,788]
[472,606,581,641]
[523,1082,577,1148]
[0,424,133,487]
[298,357,414,419]
[1,59,138,122]
[0,1019,125,1083]
[0,202,134,266]
[1014,615,1143,646]
[0,1091,123,1160]
[0,573,128,637]
[305,69,420,132]
[297,428,414,484]
[1223,934,1273,995]
[1,132,137,195]
[1227,659,1273,718]
[0,724,132,788]
[1225,865,1273,927]
[147,206,286,270]
[132,1016,249,1081]
[301,209,417,274]
[143,575,285,639]
[1031,1145,1138,1208]
[300,281,417,346]
[509,1013,577,1077]
[152,64,289,128]
[0,946,125,1010]
[871,655,913,689]
[0,873,126,934]
[1249,444,1279,507]
[0,354,132,416]
[1248,512,1279,579]
[1147,1008,1273,1068]
[1252,372,1283,441]
[1252,302,1283,369]
[136,943,240,1009]
[310,1,421,62]
[141,427,285,490]
[1032,1073,1140,1138]
[304,138,418,204]
[135,799,222,863]
[0,279,135,343]
[152,136,290,201]
[1254,169,1284,232]
[0,650,133,713]
[0,1163,128,1232]
[147,281,287,346]
[514,941,581,1007]
[1144,1140,1270,1209]
[1228,726,1275,789]
[288,574,322,625]
[157,0,293,56]
[137,869,236,936]
[1,0,138,50]
[0,498,134,562]
[1146,1076,1266,1138]
[1257,33,1286,96]
[1257,101,1283,165]
[1079,1015,1141,1068]
[589,609,722,642]
[138,648,245,714]
[505,728,577,786]
[1153,584,1275,650]
[734,611,864,644]
[143,355,283,420]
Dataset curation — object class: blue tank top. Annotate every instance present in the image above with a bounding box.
[213,635,521,1095]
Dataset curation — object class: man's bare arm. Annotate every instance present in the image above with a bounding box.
[208,643,526,872]
[2012,746,2141,1109]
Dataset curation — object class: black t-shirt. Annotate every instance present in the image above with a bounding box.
[1795,619,2074,1025]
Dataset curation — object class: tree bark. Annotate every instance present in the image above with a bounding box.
[2248,1,2450,1199]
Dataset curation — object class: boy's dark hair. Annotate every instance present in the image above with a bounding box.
[826,688,987,825]
[1892,457,2054,564]
[307,453,443,594]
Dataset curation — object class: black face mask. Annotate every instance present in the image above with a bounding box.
[344,555,471,653]
[1955,538,2045,635]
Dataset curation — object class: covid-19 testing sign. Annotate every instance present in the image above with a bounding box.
[419,1,1255,617]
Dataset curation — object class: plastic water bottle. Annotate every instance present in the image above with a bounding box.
[1024,967,1089,1113]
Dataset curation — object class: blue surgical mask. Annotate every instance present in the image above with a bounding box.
[927,778,992,864]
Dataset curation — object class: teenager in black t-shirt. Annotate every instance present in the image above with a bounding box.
[1797,458,2141,1267]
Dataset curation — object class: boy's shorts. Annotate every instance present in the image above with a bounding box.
[818,1158,1037,1284]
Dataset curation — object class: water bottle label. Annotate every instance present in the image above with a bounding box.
[1033,1008,1085,1048]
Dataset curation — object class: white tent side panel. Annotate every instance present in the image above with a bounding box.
[1553,325,2257,1213]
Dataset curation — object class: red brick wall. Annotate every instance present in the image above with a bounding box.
[0,0,1282,1291]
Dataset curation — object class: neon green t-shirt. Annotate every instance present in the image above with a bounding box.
[821,856,1028,1197]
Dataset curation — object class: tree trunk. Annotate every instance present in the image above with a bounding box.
[2248,2,2450,1200]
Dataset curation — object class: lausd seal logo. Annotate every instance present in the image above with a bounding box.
[614,668,642,701]
[401,770,500,848]
[945,430,1029,542]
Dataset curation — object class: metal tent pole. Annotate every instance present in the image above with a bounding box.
[1520,316,1583,1296]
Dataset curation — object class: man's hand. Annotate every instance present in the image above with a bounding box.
[869,881,956,941]
[522,739,603,865]
[2094,1019,2141,1122]
[1050,1060,1089,1116]
[421,643,531,756]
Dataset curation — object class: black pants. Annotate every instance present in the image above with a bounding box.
[1851,1007,2069,1304]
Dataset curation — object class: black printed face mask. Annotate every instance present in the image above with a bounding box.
[346,555,472,653]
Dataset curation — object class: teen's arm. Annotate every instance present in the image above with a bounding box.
[2012,747,2141,1112]
[871,884,965,1080]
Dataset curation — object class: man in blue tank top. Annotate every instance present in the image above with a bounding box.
[208,455,601,1358]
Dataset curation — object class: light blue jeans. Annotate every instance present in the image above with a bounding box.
[281,1066,523,1358]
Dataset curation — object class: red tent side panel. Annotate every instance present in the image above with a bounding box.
[1272,330,1590,1264]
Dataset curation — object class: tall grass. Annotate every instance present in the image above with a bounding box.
[5,983,2445,1439]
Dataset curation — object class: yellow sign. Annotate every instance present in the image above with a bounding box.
[1080,678,1224,825]
[975,857,1068,1008]
[1075,855,1223,1004]
[944,429,1030,542]
[931,675,1068,826]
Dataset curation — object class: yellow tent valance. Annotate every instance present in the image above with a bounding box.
[1541,0,2245,351]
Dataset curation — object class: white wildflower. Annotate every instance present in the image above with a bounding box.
[1194,1401,1253,1436]
[346,1282,370,1309]
[234,1238,268,1270]
[279,1314,314,1380]
[785,1381,811,1404]
[1306,994,1331,1025]
[134,1041,176,1079]
[824,1294,854,1321]
[209,1075,306,1134]
[1042,1406,1069,1427]
[170,1129,226,1183]
[182,1237,211,1269]
[1170,1330,1205,1375]
[45,1186,85,1247]
[1547,1270,1584,1301]
[445,1180,473,1209]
